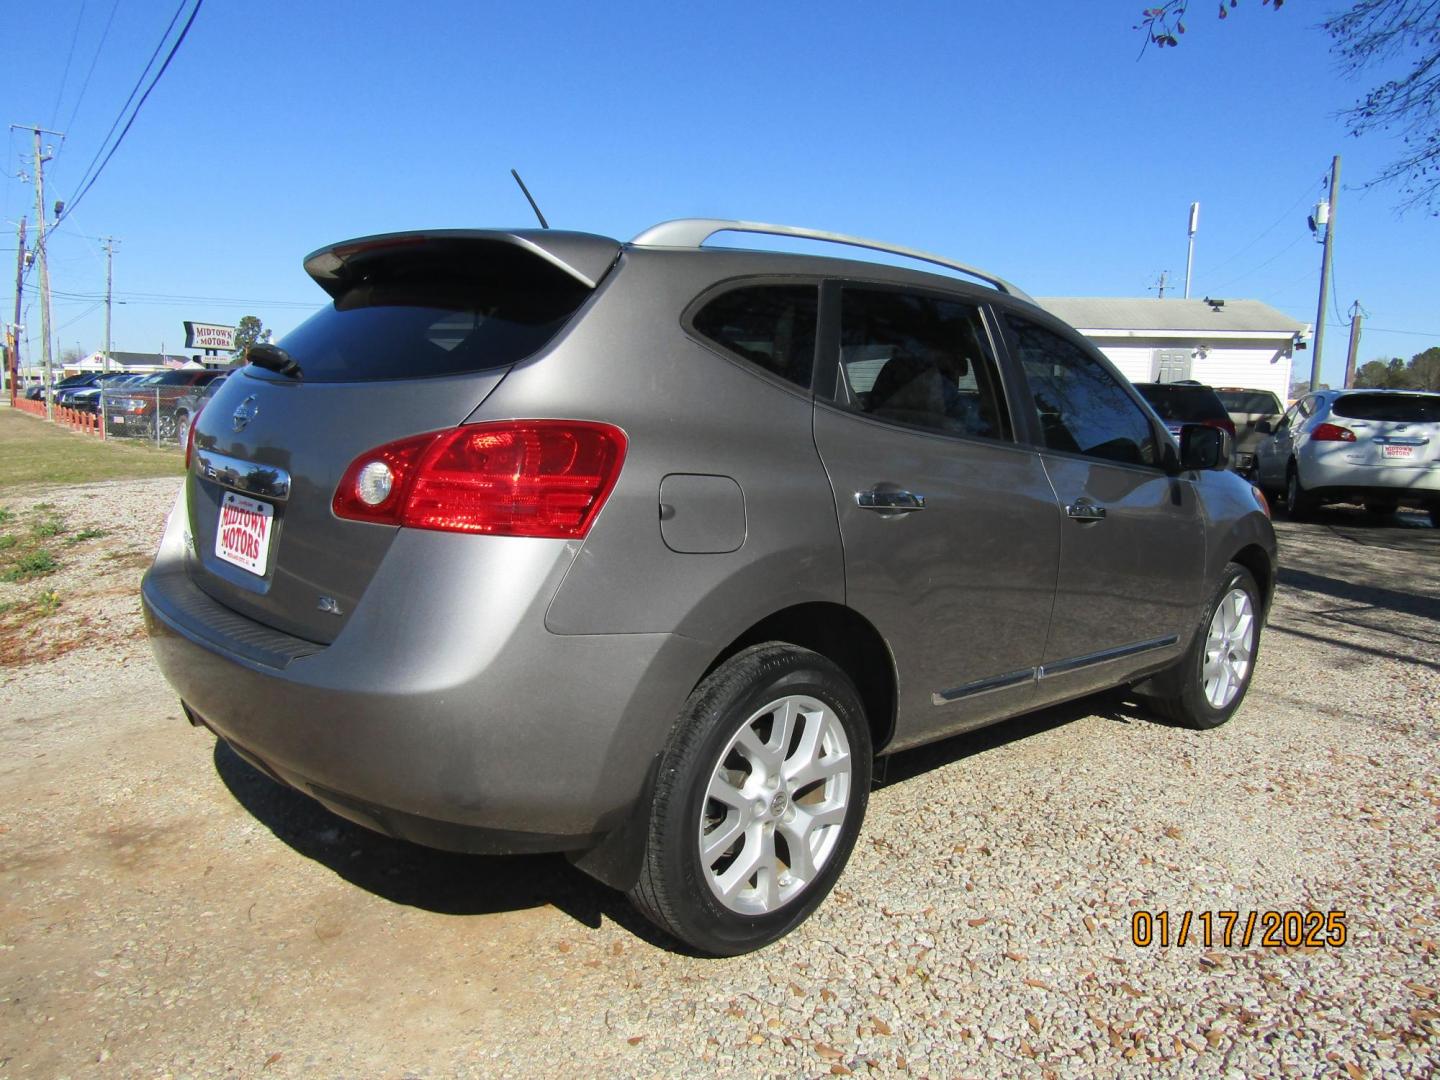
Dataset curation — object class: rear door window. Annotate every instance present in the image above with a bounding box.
[689,283,819,389]
[1331,393,1440,423]
[836,287,1011,441]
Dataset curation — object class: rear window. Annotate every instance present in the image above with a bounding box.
[274,248,592,383]
[1332,393,1440,423]
[1216,390,1282,415]
[1135,384,1228,423]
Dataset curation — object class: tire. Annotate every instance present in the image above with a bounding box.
[1138,563,1262,730]
[174,411,192,448]
[1284,462,1315,519]
[629,643,872,956]
[1429,505,1440,529]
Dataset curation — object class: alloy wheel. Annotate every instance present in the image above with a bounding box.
[699,694,852,915]
[1203,586,1255,709]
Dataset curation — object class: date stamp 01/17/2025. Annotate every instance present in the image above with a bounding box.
[1131,910,1348,949]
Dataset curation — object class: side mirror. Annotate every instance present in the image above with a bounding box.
[1255,419,1273,435]
[1180,424,1231,471]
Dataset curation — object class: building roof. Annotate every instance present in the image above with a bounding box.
[1036,298,1307,336]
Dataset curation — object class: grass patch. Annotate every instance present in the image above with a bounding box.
[66,527,109,545]
[0,408,183,491]
[0,534,15,550]
[0,507,11,524]
[32,515,65,538]
[3,548,58,581]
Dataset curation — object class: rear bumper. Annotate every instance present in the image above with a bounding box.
[1299,452,1440,506]
[142,486,709,853]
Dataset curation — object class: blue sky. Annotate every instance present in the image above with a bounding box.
[4,1,1435,385]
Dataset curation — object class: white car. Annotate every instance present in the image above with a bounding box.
[1254,388,1440,525]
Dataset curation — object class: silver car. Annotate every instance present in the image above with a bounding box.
[1254,388,1440,524]
[143,219,1277,954]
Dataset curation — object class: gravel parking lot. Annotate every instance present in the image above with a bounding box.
[2,478,1437,1078]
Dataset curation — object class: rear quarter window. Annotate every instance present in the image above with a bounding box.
[689,283,819,390]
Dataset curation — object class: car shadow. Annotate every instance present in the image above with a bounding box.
[212,740,669,945]
[213,687,1157,944]
[874,687,1147,788]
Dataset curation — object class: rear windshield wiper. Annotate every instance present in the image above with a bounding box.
[247,343,303,379]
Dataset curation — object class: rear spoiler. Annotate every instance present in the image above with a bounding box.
[302,229,623,299]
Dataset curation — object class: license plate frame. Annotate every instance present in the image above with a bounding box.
[215,491,274,577]
[1381,444,1415,459]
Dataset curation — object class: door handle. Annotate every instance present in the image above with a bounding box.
[856,489,927,512]
[1065,500,1106,521]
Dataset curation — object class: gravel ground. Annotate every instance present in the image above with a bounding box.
[1,479,1437,1078]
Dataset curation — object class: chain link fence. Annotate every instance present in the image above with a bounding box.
[99,385,202,447]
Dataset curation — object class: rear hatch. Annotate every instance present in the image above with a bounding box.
[1329,391,1440,468]
[1134,383,1234,439]
[183,229,620,644]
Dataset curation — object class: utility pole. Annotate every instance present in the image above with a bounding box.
[102,237,118,374]
[1344,301,1365,388]
[13,125,64,418]
[1184,202,1199,299]
[9,217,24,404]
[1310,155,1340,392]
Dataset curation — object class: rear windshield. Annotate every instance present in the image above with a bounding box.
[1135,384,1228,422]
[1216,390,1282,414]
[273,249,592,383]
[1332,393,1440,423]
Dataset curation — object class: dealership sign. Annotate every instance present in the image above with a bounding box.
[184,321,236,351]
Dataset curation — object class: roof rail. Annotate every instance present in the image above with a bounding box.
[630,218,1033,303]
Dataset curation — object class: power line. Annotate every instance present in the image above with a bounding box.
[50,0,89,131]
[61,0,204,224]
[64,0,189,200]
[1203,177,1323,280]
[62,0,124,138]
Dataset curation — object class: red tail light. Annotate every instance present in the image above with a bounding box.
[184,405,203,469]
[333,420,627,538]
[1310,422,1356,442]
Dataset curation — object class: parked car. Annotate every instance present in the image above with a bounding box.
[143,219,1277,954]
[67,371,141,412]
[27,371,95,402]
[1215,387,1284,477]
[105,369,223,439]
[1133,381,1238,445]
[170,370,232,446]
[1254,388,1440,524]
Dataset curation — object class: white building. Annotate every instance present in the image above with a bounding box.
[1037,298,1309,401]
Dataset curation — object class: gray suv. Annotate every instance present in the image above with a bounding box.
[142,220,1277,954]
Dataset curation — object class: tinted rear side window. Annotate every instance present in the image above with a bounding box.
[1136,385,1228,423]
[690,284,819,389]
[1216,390,1282,414]
[275,247,592,383]
[1332,393,1440,422]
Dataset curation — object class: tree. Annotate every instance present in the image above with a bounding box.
[1138,1,1440,214]
[60,345,85,365]
[1352,347,1440,388]
[231,315,272,366]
